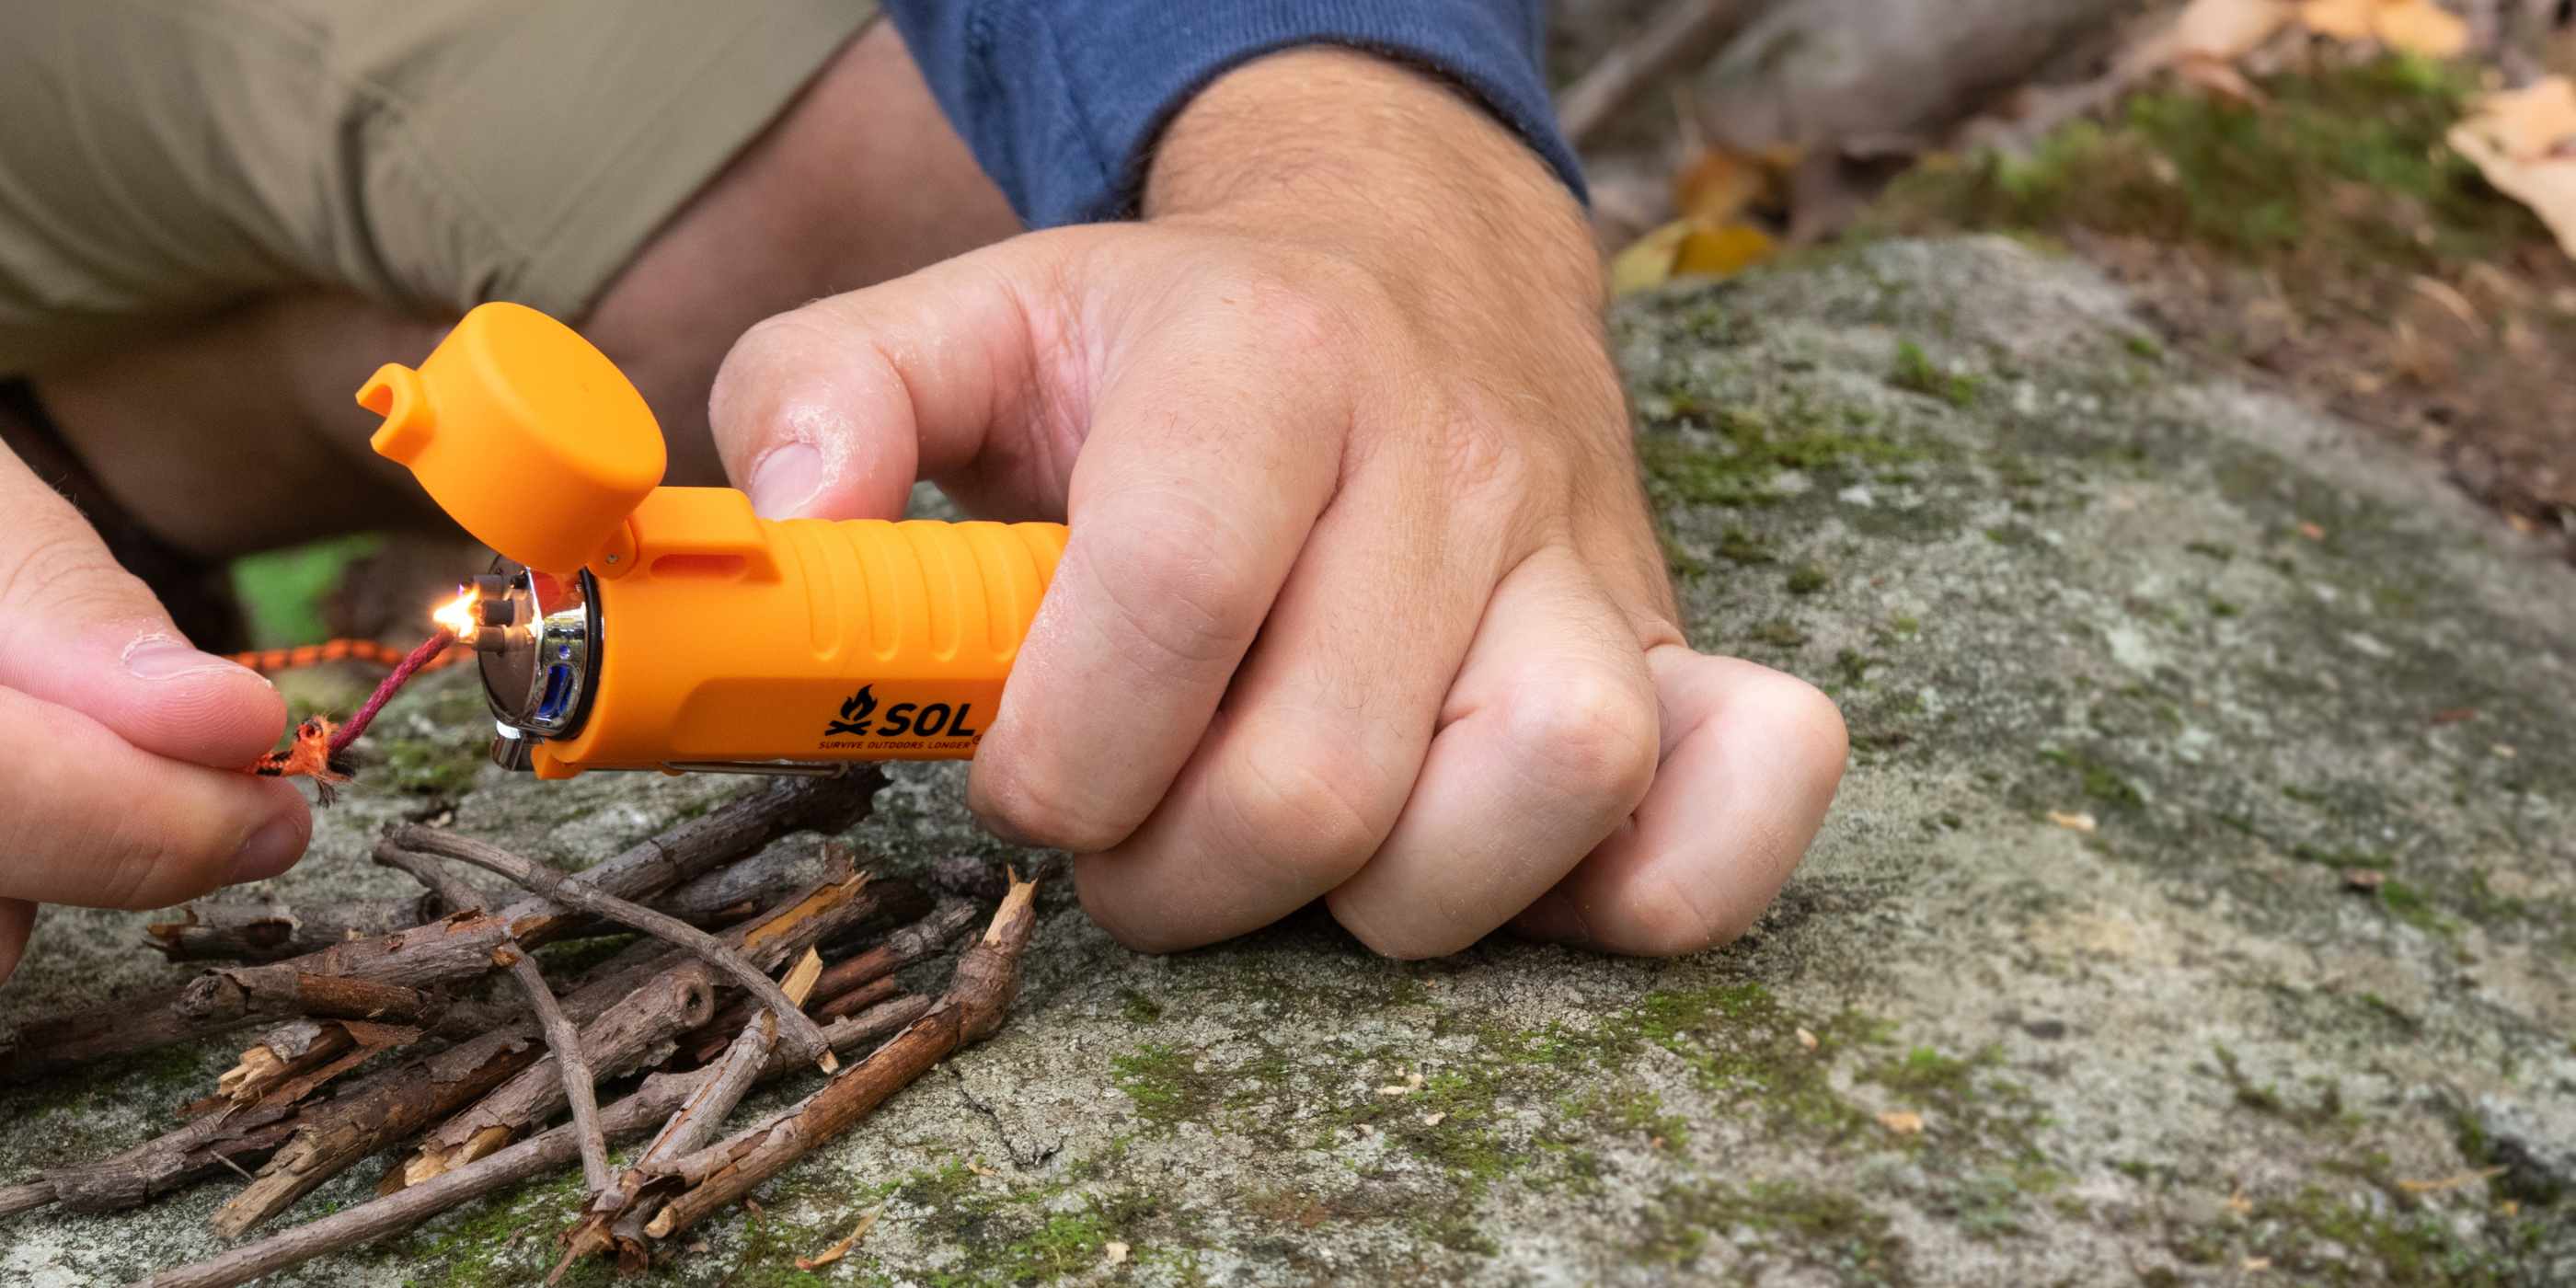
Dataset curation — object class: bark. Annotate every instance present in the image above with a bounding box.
[0,771,880,1083]
[133,997,930,1288]
[1556,0,1760,148]
[639,880,1039,1243]
[385,827,840,1072]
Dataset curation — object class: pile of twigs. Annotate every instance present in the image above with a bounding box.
[0,771,1045,1288]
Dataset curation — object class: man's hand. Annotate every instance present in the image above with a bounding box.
[0,445,307,982]
[710,50,1846,957]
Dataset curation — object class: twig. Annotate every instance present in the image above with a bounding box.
[388,826,840,1074]
[558,950,829,1276]
[133,997,930,1288]
[681,895,970,1064]
[374,845,611,1191]
[1556,0,1755,148]
[0,1179,53,1221]
[144,897,435,962]
[390,875,893,1190]
[0,772,881,1083]
[208,935,687,1236]
[640,878,1040,1243]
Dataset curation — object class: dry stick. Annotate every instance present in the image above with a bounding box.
[390,875,891,1191]
[560,948,830,1274]
[554,950,829,1276]
[144,896,436,963]
[388,825,840,1075]
[641,878,1039,1244]
[209,931,699,1237]
[0,771,881,1083]
[682,895,972,1064]
[133,997,932,1288]
[1555,0,1755,147]
[374,845,612,1192]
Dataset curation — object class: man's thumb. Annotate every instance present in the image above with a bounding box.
[707,237,1078,523]
[0,451,284,768]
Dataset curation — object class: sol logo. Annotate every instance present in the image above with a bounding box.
[822,684,984,742]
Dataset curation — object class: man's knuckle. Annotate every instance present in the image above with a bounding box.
[1084,502,1267,671]
[973,760,1136,855]
[1222,742,1387,885]
[1616,871,1730,957]
[1503,669,1659,811]
[0,528,127,615]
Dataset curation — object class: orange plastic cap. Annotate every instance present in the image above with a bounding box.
[360,302,666,574]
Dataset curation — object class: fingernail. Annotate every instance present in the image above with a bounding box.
[123,634,265,684]
[228,815,305,884]
[748,443,824,518]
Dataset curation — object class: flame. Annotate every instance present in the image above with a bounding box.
[432,587,478,638]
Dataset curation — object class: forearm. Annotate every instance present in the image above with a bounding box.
[1143,47,1598,305]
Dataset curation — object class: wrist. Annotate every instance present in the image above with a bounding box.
[1143,49,1597,299]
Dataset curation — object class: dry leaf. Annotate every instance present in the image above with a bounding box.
[1106,1240,1131,1265]
[1609,220,1694,296]
[2172,0,2295,62]
[1421,1111,1447,1127]
[1672,222,1778,280]
[2244,1257,2273,1272]
[2450,78,2576,259]
[2048,810,2099,834]
[795,1207,882,1271]
[2297,522,2327,540]
[2226,1189,2254,1216]
[1795,1027,1820,1051]
[2341,867,2387,891]
[1673,148,1768,225]
[2301,0,2467,55]
[1877,1110,1926,1134]
[2176,56,2269,105]
[1609,218,1778,296]
[967,1159,996,1178]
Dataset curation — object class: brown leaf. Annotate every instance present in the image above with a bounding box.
[2047,810,2099,834]
[2341,868,2387,891]
[2451,78,2576,259]
[1877,1109,1926,1134]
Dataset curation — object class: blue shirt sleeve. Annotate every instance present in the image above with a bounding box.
[882,1,1584,229]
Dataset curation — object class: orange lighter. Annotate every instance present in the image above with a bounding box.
[361,302,1065,779]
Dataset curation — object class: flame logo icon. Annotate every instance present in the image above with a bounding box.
[824,684,879,737]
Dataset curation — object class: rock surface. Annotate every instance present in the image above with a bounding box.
[3,237,2570,1285]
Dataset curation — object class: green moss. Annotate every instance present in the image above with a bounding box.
[1716,526,1777,565]
[1111,1042,1220,1130]
[1118,988,1165,1025]
[1786,563,1832,595]
[2375,879,2450,935]
[1888,339,1981,408]
[1638,396,1929,512]
[2037,747,2145,811]
[1873,55,2541,277]
[1640,1179,1913,1282]
[1746,617,1810,650]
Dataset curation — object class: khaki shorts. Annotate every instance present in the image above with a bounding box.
[0,0,877,376]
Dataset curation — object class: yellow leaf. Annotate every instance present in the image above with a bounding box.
[1609,220,1692,296]
[1672,222,1777,280]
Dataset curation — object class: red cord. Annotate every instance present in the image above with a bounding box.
[329,629,455,754]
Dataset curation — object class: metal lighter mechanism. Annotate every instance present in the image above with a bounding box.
[360,302,1066,779]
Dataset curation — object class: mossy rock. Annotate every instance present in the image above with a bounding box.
[2,238,2569,1285]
